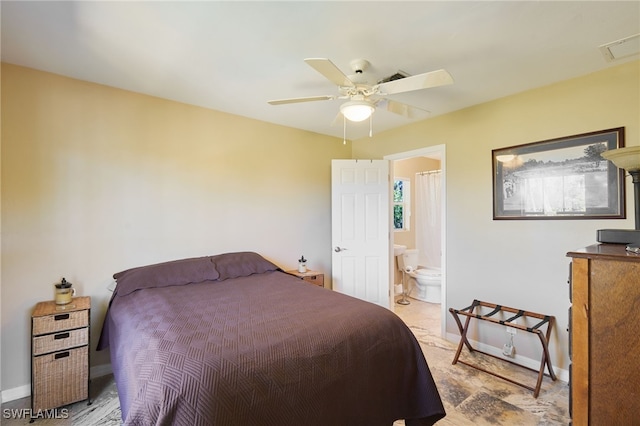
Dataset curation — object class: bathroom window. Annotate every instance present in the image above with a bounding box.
[393,178,411,231]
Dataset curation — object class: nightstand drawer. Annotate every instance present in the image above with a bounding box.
[302,274,324,287]
[33,310,89,336]
[33,327,88,356]
[286,270,324,287]
[32,345,89,411]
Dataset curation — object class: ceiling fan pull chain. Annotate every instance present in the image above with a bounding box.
[369,115,373,138]
[343,115,347,145]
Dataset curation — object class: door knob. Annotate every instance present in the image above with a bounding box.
[334,246,349,252]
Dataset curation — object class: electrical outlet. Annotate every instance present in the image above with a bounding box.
[502,343,515,357]
[504,326,516,357]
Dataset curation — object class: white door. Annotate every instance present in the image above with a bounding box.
[331,159,391,308]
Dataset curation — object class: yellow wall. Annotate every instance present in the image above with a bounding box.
[353,60,640,371]
[0,64,350,394]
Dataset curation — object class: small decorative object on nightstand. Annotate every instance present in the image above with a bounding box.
[54,277,76,305]
[297,255,307,273]
[31,296,91,418]
[287,269,324,287]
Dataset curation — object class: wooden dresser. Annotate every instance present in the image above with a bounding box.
[31,296,91,412]
[567,244,640,425]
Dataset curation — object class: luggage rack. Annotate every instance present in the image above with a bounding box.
[449,299,557,397]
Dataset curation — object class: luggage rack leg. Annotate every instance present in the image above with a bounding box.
[449,300,557,398]
[450,301,477,364]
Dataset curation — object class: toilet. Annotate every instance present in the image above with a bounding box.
[397,249,442,304]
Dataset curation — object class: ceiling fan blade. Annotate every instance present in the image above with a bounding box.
[385,100,430,119]
[304,58,355,87]
[268,95,334,105]
[377,69,453,95]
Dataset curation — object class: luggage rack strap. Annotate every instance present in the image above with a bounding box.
[527,315,551,332]
[482,305,502,318]
[503,310,525,324]
[449,299,557,398]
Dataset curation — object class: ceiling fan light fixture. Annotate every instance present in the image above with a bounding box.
[340,100,375,122]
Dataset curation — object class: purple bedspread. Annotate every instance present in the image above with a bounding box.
[98,257,445,425]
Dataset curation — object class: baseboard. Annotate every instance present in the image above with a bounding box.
[90,363,113,380]
[0,384,30,404]
[445,332,569,383]
[1,364,113,403]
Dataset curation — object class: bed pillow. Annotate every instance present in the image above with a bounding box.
[211,251,280,280]
[113,256,220,296]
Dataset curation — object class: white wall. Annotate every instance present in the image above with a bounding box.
[0,64,350,397]
[353,60,640,375]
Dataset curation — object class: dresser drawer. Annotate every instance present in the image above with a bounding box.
[33,327,88,356]
[33,310,89,336]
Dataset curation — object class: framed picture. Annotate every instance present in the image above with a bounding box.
[492,127,625,220]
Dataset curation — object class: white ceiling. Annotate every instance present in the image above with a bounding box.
[2,1,639,140]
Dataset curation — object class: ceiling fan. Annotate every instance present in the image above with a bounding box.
[268,58,454,124]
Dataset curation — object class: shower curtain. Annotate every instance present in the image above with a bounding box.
[415,171,441,268]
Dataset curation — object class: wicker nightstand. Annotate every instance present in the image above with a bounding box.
[31,296,91,414]
[286,270,324,287]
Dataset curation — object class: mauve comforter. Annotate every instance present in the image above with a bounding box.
[98,252,445,426]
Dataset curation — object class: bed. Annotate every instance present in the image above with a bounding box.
[97,251,445,425]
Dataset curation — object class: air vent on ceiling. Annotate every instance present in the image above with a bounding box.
[599,33,640,62]
[378,70,410,84]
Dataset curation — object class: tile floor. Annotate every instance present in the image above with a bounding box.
[393,297,569,425]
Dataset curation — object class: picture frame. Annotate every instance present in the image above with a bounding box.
[492,127,625,220]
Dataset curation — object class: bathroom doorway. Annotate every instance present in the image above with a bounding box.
[385,145,446,338]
